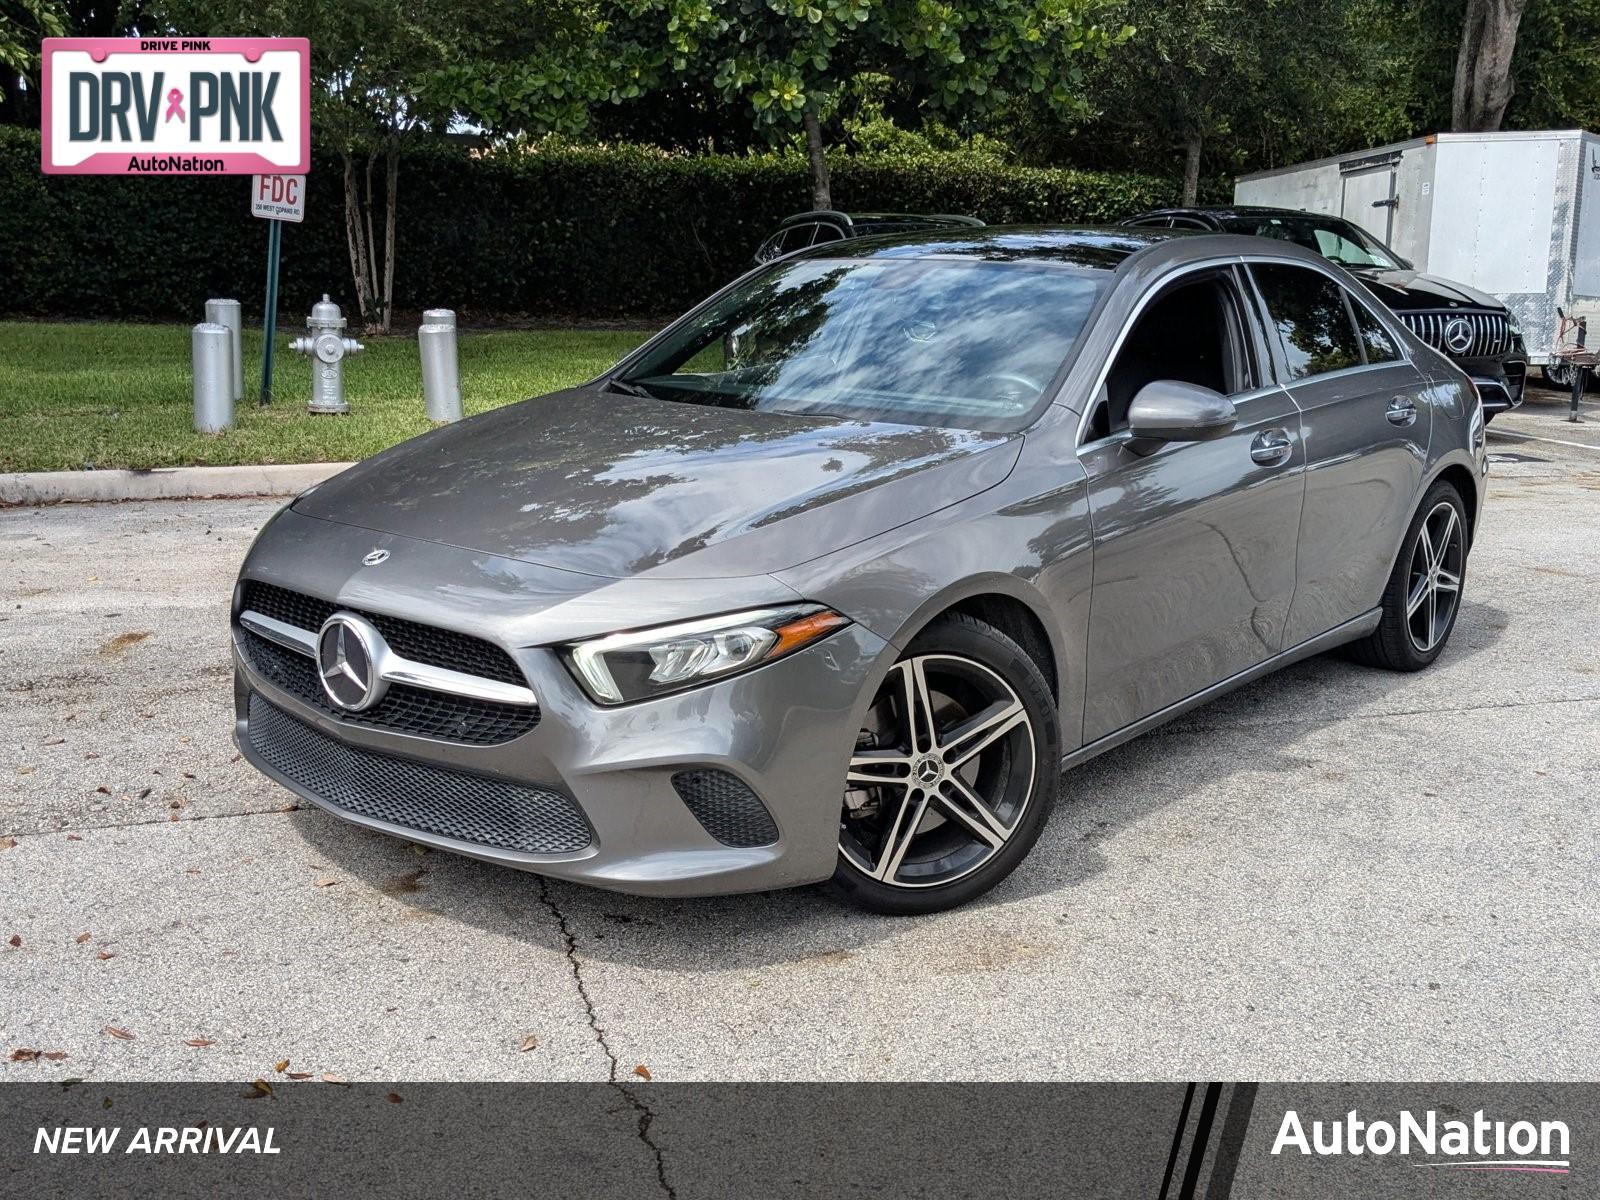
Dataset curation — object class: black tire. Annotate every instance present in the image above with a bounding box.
[826,613,1060,915]
[1541,362,1577,390]
[1345,480,1469,672]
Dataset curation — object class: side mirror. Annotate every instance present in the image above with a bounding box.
[1126,381,1237,455]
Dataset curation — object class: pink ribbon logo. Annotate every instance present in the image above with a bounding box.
[164,88,185,123]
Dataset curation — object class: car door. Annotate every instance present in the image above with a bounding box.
[1246,261,1432,647]
[1079,265,1306,743]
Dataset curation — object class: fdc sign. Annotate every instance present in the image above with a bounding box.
[41,38,309,175]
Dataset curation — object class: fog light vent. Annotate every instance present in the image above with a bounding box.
[671,769,779,848]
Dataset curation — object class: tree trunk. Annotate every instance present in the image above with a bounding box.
[381,148,399,335]
[803,105,831,211]
[1182,134,1203,206]
[341,150,376,326]
[1452,0,1530,131]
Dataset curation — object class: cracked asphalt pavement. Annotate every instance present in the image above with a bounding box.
[2,427,1597,1083]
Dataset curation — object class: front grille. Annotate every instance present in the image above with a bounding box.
[247,694,591,855]
[1399,310,1512,358]
[236,581,538,745]
[241,631,539,744]
[241,581,523,685]
[672,769,779,847]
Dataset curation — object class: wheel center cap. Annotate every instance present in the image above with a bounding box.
[915,757,943,785]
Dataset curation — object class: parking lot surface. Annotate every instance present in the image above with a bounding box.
[2,419,1596,1082]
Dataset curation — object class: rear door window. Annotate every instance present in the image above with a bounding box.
[1250,263,1364,379]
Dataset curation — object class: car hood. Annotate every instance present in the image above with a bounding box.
[1349,267,1506,312]
[294,388,1020,580]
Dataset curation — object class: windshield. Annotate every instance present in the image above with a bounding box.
[614,256,1107,430]
[1219,214,1405,270]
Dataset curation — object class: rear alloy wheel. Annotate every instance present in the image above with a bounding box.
[1346,481,1468,672]
[829,615,1058,914]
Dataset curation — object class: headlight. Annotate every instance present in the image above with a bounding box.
[1468,383,1486,452]
[564,604,851,705]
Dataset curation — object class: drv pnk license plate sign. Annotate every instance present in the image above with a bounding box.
[41,38,310,175]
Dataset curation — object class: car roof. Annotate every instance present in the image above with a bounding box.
[782,223,1341,276]
[802,224,1183,270]
[1136,205,1355,221]
[776,210,985,230]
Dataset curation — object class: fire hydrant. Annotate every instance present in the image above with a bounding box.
[290,295,363,414]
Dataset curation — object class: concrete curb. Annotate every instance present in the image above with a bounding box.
[0,462,355,506]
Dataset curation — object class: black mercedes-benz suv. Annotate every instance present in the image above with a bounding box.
[1123,205,1527,419]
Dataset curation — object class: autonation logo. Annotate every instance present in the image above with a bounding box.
[1273,1108,1571,1175]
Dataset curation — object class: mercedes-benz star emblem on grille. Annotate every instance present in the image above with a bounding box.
[362,548,390,566]
[316,613,390,712]
[1443,317,1474,355]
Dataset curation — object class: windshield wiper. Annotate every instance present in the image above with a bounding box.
[605,378,657,400]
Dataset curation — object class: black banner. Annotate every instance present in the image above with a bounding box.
[2,1082,1593,1197]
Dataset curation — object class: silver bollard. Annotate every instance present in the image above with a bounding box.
[419,308,463,423]
[204,298,243,402]
[192,322,234,433]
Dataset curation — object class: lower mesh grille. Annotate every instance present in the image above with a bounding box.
[672,769,779,847]
[247,694,591,855]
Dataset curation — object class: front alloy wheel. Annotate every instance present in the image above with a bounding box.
[830,615,1058,914]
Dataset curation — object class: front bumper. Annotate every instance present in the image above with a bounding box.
[1461,352,1526,417]
[233,609,887,898]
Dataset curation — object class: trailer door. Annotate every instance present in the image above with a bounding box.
[1341,164,1398,243]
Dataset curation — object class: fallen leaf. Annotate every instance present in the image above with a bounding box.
[518,1034,540,1053]
[94,786,110,795]
[96,951,115,961]
[135,787,151,800]
[287,1072,312,1081]
[0,836,16,851]
[103,1026,134,1041]
[43,737,65,746]
[66,834,83,841]
[7,934,20,948]
[321,1073,349,1086]
[15,766,35,776]
[279,802,298,812]
[632,1065,652,1081]
[185,1038,215,1048]
[167,812,178,822]
[275,1059,290,1073]
[43,1051,67,1062]
[242,1079,272,1100]
[181,772,196,780]
[313,877,339,888]
[387,1093,403,1104]
[9,1048,41,1062]
[75,932,91,944]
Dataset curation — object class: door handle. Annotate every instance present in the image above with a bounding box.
[1250,428,1293,466]
[1386,396,1418,426]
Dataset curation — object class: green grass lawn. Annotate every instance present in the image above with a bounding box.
[0,321,652,473]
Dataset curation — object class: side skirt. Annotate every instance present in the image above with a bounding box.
[1060,608,1382,771]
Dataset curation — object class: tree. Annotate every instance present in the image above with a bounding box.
[148,0,477,332]
[1451,0,1530,131]
[1011,0,1360,200]
[656,0,1129,209]
[0,0,66,123]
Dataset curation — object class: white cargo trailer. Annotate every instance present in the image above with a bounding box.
[1235,130,1600,380]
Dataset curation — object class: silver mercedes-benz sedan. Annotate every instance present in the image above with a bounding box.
[232,228,1487,913]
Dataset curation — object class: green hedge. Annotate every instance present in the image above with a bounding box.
[0,129,1193,322]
